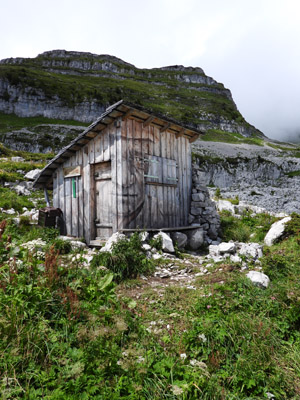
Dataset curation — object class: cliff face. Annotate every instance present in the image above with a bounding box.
[0,50,261,137]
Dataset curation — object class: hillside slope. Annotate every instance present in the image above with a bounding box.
[0,49,262,144]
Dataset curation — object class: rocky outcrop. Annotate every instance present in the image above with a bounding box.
[192,141,300,215]
[0,50,260,137]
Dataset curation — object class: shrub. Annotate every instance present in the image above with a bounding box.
[91,232,155,282]
[53,238,72,254]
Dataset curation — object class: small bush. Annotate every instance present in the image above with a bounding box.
[53,238,72,254]
[284,213,300,238]
[91,232,155,282]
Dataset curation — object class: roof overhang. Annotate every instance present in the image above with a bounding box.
[33,100,204,189]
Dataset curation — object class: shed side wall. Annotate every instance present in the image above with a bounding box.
[119,118,191,229]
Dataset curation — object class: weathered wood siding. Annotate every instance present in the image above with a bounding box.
[118,118,191,229]
[53,116,192,242]
[53,123,120,241]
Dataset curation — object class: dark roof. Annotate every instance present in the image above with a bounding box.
[33,100,203,188]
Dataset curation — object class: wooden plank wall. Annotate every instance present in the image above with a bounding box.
[52,116,192,242]
[53,123,119,242]
[120,118,192,230]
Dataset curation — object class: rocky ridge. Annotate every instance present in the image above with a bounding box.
[0,49,260,138]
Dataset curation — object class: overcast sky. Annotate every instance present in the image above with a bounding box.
[2,0,300,140]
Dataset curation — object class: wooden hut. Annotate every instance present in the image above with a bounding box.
[34,100,202,245]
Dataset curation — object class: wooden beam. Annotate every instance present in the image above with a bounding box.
[160,122,170,133]
[175,128,185,138]
[121,108,134,120]
[143,115,155,128]
[86,131,98,138]
[189,135,199,143]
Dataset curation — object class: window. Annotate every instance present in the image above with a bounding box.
[144,155,177,186]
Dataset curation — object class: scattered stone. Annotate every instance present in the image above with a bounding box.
[3,208,16,215]
[24,169,42,181]
[238,242,263,259]
[218,242,236,254]
[11,156,25,162]
[264,216,292,246]
[153,231,174,253]
[13,185,31,196]
[100,232,126,253]
[142,243,151,251]
[58,235,87,250]
[246,271,270,289]
[216,199,235,214]
[187,228,204,250]
[139,231,149,242]
[230,254,242,263]
[170,231,188,249]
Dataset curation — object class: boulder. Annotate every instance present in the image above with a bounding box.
[24,169,42,181]
[11,156,25,162]
[216,200,235,214]
[58,235,87,250]
[218,242,236,254]
[238,243,263,259]
[264,216,292,246]
[153,231,174,253]
[246,271,270,289]
[187,228,204,251]
[170,232,188,249]
[100,232,126,253]
[14,185,31,196]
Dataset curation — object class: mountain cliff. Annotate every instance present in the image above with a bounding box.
[0,49,262,147]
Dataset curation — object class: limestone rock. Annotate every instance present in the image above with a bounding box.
[100,232,126,253]
[238,243,263,259]
[11,156,25,162]
[264,216,292,246]
[218,242,236,254]
[187,228,204,250]
[216,200,235,214]
[170,232,188,249]
[153,232,174,253]
[58,235,87,250]
[24,169,42,181]
[14,185,31,196]
[246,271,270,289]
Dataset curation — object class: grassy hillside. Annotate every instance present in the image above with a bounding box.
[0,50,261,137]
[0,198,300,398]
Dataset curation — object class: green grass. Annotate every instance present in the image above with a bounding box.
[200,129,264,145]
[0,212,300,398]
[0,112,88,134]
[0,63,254,131]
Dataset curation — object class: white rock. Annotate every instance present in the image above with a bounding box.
[24,169,42,181]
[139,231,149,242]
[246,271,270,288]
[230,254,242,263]
[100,232,126,253]
[216,199,235,214]
[218,242,236,254]
[152,253,162,260]
[14,185,31,196]
[209,244,220,257]
[3,208,16,215]
[70,240,87,250]
[238,243,263,259]
[11,156,25,162]
[153,231,174,253]
[264,216,292,246]
[142,243,151,251]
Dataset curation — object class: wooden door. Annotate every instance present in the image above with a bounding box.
[94,161,113,239]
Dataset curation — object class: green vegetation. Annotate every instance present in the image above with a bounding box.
[200,129,264,145]
[91,233,155,282]
[0,59,254,132]
[286,170,300,177]
[0,112,87,134]
[0,210,300,398]
[220,210,277,242]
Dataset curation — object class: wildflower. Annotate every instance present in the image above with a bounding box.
[172,385,184,395]
[180,353,187,360]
